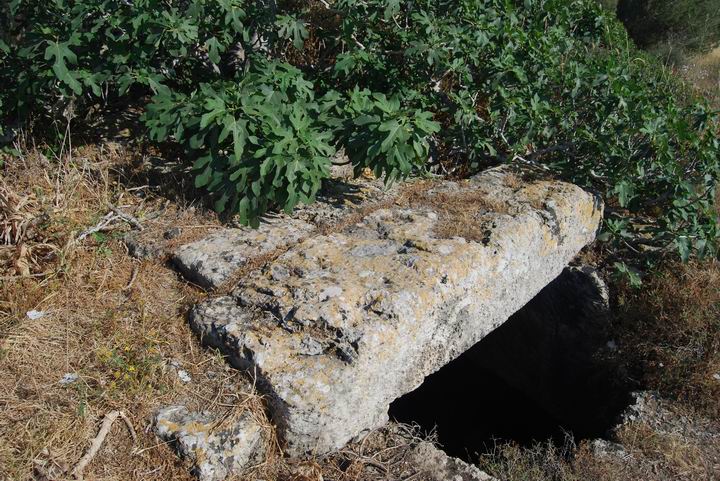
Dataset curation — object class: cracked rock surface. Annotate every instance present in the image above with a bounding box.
[154,406,265,481]
[172,177,398,290]
[173,218,316,290]
[185,166,603,456]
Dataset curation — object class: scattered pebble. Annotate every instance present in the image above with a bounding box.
[59,373,79,386]
[177,370,192,383]
[713,373,720,382]
[26,310,45,320]
[164,227,182,240]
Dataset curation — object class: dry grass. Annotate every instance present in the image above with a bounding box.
[613,261,720,418]
[0,142,271,481]
[612,416,720,480]
[405,184,510,243]
[677,46,720,107]
[478,410,720,481]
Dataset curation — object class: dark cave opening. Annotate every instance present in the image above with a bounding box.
[388,267,633,462]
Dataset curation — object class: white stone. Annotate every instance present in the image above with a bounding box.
[410,441,497,481]
[26,310,45,320]
[155,406,264,481]
[189,166,603,456]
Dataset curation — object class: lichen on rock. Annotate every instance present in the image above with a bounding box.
[186,166,603,456]
[154,406,265,481]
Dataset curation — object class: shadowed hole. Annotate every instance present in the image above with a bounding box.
[389,267,633,463]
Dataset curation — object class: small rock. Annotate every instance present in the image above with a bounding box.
[59,373,79,385]
[26,310,45,320]
[410,441,496,481]
[124,233,165,260]
[155,406,265,481]
[589,439,628,459]
[164,227,182,240]
[177,370,192,383]
[712,373,720,382]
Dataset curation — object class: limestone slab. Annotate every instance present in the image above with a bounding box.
[189,166,603,455]
[172,178,397,290]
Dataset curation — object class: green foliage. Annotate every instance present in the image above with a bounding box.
[145,60,335,226]
[598,0,619,12]
[336,89,440,182]
[2,0,720,266]
[2,0,262,120]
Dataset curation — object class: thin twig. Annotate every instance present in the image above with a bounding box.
[76,205,144,242]
[124,264,140,291]
[131,439,173,456]
[109,205,144,231]
[76,212,116,241]
[118,411,138,444]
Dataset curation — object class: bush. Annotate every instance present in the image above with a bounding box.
[145,60,337,226]
[2,0,719,264]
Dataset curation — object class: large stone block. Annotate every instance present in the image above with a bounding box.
[189,166,603,455]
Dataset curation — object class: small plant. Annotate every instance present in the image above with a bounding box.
[96,343,163,392]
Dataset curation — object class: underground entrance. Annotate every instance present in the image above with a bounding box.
[388,266,633,462]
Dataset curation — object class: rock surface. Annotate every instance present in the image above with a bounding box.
[173,177,398,290]
[622,391,720,441]
[187,166,603,455]
[173,218,316,289]
[410,442,497,481]
[155,406,265,481]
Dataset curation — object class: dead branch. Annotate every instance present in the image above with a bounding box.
[124,263,139,291]
[109,205,144,231]
[76,212,117,241]
[72,410,136,480]
[76,205,143,242]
